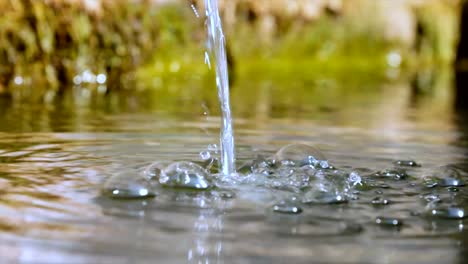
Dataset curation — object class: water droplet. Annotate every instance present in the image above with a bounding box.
[200,151,211,161]
[431,207,466,219]
[272,200,303,214]
[375,217,403,227]
[371,197,391,205]
[319,160,331,169]
[191,4,200,18]
[207,144,218,152]
[394,160,420,167]
[348,172,362,187]
[159,161,212,190]
[275,144,326,164]
[102,172,156,199]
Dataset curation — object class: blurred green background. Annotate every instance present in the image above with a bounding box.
[0,0,463,113]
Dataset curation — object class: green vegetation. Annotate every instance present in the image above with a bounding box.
[0,0,462,102]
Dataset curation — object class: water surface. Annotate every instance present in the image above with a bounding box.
[0,74,467,263]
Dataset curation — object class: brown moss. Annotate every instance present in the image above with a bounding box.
[0,0,161,99]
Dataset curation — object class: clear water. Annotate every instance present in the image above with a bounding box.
[204,0,236,175]
[0,74,467,262]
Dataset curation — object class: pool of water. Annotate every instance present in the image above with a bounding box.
[0,74,467,263]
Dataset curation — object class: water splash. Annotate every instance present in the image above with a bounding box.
[204,0,236,176]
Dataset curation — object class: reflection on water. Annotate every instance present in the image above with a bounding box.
[0,70,466,263]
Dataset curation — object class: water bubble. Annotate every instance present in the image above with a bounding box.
[102,172,156,199]
[144,162,167,180]
[251,157,274,176]
[374,169,408,180]
[430,207,466,219]
[301,156,320,167]
[375,217,403,227]
[371,197,391,206]
[277,164,295,177]
[439,178,465,187]
[319,160,330,169]
[287,174,310,190]
[200,151,211,161]
[97,197,150,218]
[394,160,420,167]
[423,177,439,188]
[201,157,220,174]
[435,166,461,178]
[303,192,348,204]
[275,144,326,164]
[272,200,303,214]
[159,161,212,190]
[420,193,441,204]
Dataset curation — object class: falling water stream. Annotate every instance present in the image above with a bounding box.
[204,0,236,176]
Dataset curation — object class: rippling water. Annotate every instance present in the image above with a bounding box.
[0,74,467,263]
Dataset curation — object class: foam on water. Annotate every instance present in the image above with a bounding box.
[104,143,363,209]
